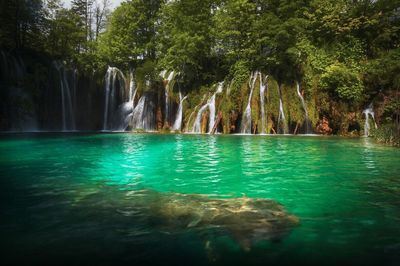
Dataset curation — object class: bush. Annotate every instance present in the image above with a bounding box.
[320,63,364,102]
[370,123,400,146]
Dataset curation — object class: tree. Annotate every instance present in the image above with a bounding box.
[97,0,162,68]
[214,0,257,71]
[94,0,111,40]
[0,0,46,50]
[157,0,214,81]
[71,0,95,50]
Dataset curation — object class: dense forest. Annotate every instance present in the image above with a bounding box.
[0,0,399,144]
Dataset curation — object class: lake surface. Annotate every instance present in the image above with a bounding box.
[0,133,399,265]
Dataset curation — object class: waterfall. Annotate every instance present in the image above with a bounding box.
[296,82,311,134]
[208,82,224,133]
[114,71,138,131]
[192,103,209,133]
[192,83,223,134]
[185,94,207,132]
[241,72,258,134]
[172,91,188,131]
[103,66,127,130]
[208,94,217,134]
[277,84,287,134]
[259,73,268,134]
[103,67,112,130]
[54,62,76,131]
[115,100,134,131]
[62,67,76,131]
[129,95,155,131]
[129,71,137,102]
[362,104,378,137]
[131,96,146,129]
[0,52,37,131]
[160,70,177,127]
[72,69,77,125]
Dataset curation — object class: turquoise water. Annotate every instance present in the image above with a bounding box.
[0,133,400,265]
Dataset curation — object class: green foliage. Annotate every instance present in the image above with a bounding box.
[157,0,214,84]
[214,0,257,66]
[0,0,45,49]
[370,124,400,147]
[47,8,85,59]
[135,60,158,93]
[97,0,161,69]
[320,63,364,103]
[364,48,400,94]
[227,60,250,111]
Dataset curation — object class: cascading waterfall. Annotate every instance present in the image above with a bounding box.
[241,72,258,134]
[103,66,127,130]
[362,104,378,137]
[72,69,77,119]
[185,95,207,132]
[103,67,112,130]
[192,103,209,133]
[160,70,177,127]
[296,82,311,134]
[172,91,188,131]
[208,82,224,133]
[115,71,137,131]
[1,52,38,131]
[131,96,146,130]
[130,95,155,131]
[277,84,287,134]
[259,73,268,134]
[129,71,136,101]
[54,62,76,131]
[192,83,223,134]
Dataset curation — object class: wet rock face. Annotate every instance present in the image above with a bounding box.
[143,190,299,250]
[230,111,239,133]
[156,107,163,130]
[316,116,333,135]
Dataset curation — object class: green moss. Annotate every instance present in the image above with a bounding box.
[282,83,303,127]
[267,78,280,132]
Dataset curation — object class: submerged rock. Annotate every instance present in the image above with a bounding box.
[135,190,299,250]
[72,188,299,253]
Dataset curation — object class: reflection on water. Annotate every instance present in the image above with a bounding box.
[0,134,400,265]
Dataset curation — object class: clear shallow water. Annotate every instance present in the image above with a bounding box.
[0,133,399,265]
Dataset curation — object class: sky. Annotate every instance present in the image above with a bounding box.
[62,0,123,9]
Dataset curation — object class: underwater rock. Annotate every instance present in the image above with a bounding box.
[137,190,299,250]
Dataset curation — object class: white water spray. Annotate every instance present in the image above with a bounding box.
[192,83,224,133]
[277,84,286,134]
[160,70,177,127]
[131,96,146,130]
[103,66,127,130]
[172,91,188,131]
[259,73,268,134]
[54,62,76,131]
[296,82,311,134]
[362,104,378,137]
[192,103,209,133]
[241,72,258,134]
